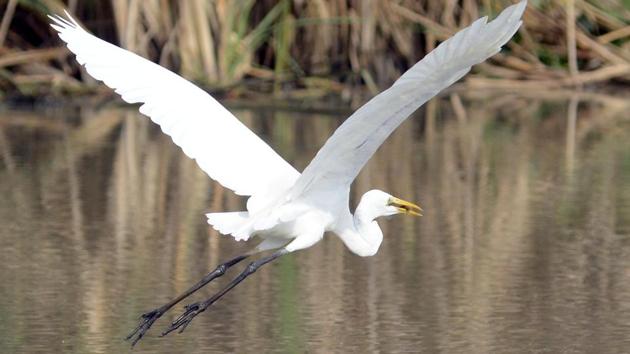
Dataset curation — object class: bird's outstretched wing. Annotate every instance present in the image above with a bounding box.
[290,1,526,202]
[50,14,299,197]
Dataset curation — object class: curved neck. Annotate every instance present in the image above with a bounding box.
[336,201,384,257]
[354,212,384,254]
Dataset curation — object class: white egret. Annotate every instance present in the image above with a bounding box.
[50,0,526,346]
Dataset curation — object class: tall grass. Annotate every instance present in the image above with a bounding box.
[0,0,629,97]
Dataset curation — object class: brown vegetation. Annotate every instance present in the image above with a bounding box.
[0,0,629,99]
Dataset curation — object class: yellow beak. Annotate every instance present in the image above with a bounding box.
[388,197,423,216]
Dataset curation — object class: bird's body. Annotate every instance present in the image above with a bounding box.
[49,0,527,345]
[212,188,414,256]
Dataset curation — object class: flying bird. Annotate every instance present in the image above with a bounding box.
[50,0,526,346]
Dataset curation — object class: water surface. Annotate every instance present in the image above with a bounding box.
[1,92,629,353]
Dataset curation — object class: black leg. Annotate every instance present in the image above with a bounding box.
[126,253,250,346]
[161,249,289,336]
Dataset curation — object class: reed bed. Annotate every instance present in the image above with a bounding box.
[0,0,629,99]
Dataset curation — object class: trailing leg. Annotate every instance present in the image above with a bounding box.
[126,253,250,346]
[162,249,289,336]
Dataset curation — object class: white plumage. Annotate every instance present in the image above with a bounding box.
[50,15,299,200]
[290,2,525,203]
[50,1,527,344]
[50,1,525,253]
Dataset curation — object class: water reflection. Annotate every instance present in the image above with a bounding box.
[0,93,629,353]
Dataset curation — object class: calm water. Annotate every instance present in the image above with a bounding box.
[1,93,630,353]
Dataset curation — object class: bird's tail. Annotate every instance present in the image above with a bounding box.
[206,212,250,240]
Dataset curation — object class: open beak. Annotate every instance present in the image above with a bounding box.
[388,197,423,216]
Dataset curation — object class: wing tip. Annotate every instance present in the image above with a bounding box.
[515,0,528,15]
[48,10,82,32]
[502,1,527,25]
[495,1,527,47]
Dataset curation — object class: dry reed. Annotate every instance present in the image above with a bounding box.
[0,0,628,98]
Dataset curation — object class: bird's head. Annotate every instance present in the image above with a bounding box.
[358,190,422,219]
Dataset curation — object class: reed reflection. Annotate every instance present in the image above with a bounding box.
[0,94,629,353]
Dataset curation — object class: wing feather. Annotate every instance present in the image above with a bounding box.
[290,1,527,202]
[50,13,299,197]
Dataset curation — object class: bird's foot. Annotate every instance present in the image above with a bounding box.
[161,301,209,336]
[126,308,165,346]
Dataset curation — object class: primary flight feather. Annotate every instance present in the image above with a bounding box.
[50,15,299,198]
[50,1,526,346]
[290,2,525,202]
